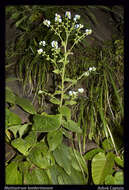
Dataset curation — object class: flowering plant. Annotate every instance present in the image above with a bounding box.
[34,11,97,183]
[37,11,96,108]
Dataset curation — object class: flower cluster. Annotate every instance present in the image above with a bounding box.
[43,19,51,27]
[85,29,92,35]
[43,11,92,37]
[51,41,58,49]
[88,67,96,72]
[37,48,43,55]
[39,41,46,46]
[83,67,96,77]
[37,40,59,55]
[65,11,71,19]
[69,88,84,96]
[73,15,80,22]
[55,13,62,23]
[75,24,84,29]
[39,12,93,56]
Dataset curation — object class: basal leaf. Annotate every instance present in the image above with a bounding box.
[6,87,16,104]
[92,152,115,184]
[47,130,63,151]
[15,96,36,114]
[11,138,32,156]
[6,108,21,128]
[32,114,61,132]
[53,143,71,175]
[105,175,115,185]
[114,171,124,185]
[6,162,22,185]
[24,166,50,184]
[84,148,104,160]
[62,119,82,134]
[28,142,55,169]
[49,164,72,184]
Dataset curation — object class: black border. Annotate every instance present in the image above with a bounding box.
[1,0,127,189]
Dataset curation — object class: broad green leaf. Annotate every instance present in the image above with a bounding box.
[24,166,50,184]
[6,87,16,104]
[6,162,22,185]
[53,144,71,175]
[11,138,32,156]
[105,175,115,185]
[15,96,36,114]
[49,98,60,105]
[69,147,88,177]
[47,130,63,151]
[18,123,29,138]
[92,152,115,184]
[7,123,29,138]
[104,171,124,185]
[59,105,71,120]
[65,100,77,105]
[62,120,82,134]
[49,164,72,184]
[102,138,113,152]
[68,167,85,184]
[84,148,104,160]
[114,171,124,185]
[28,142,55,169]
[6,125,21,138]
[6,108,21,128]
[114,156,124,168]
[32,114,61,132]
[24,131,37,145]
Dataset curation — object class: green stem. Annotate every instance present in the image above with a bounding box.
[60,34,69,108]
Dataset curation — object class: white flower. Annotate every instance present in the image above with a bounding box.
[37,48,43,55]
[85,29,92,35]
[89,67,96,72]
[65,11,71,19]
[75,24,80,29]
[78,88,84,93]
[69,90,73,96]
[75,24,84,29]
[89,67,93,71]
[51,41,58,49]
[69,90,78,96]
[43,19,51,27]
[55,13,62,23]
[39,41,46,46]
[73,14,80,22]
